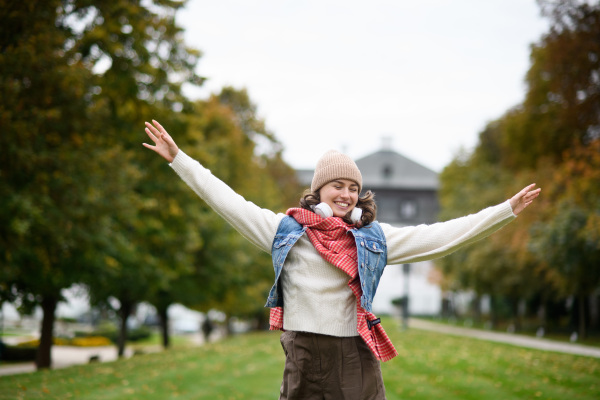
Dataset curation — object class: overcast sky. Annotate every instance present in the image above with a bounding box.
[177,0,549,172]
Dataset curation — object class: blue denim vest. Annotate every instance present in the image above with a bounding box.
[265,215,388,312]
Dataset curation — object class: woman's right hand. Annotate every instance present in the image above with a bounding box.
[143,120,179,163]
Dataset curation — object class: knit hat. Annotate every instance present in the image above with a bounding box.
[311,150,363,193]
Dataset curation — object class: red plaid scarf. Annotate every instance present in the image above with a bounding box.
[269,208,399,362]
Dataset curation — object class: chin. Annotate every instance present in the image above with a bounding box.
[333,209,350,218]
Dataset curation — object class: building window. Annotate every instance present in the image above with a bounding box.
[400,200,417,219]
[377,196,398,222]
[382,165,392,178]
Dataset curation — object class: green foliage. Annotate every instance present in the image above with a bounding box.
[437,0,600,335]
[529,140,600,297]
[0,0,300,368]
[176,88,301,322]
[494,0,600,169]
[0,0,145,366]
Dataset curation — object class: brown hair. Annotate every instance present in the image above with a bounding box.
[299,189,377,228]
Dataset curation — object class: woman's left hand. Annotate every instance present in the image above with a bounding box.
[509,183,541,216]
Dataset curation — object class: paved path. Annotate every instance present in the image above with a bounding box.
[0,345,135,377]
[409,318,600,358]
[0,333,206,377]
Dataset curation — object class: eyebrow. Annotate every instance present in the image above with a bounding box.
[332,180,358,188]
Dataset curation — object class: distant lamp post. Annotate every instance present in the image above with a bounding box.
[402,263,411,330]
[0,308,4,361]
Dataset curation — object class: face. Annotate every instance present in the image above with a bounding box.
[318,179,359,218]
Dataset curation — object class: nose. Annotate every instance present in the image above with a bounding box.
[340,187,350,199]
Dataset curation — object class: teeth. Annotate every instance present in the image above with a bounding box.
[336,202,349,207]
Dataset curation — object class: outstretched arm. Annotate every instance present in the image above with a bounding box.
[385,184,541,264]
[143,120,179,163]
[142,119,281,252]
[509,183,541,216]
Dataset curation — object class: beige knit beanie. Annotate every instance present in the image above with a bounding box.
[311,150,363,193]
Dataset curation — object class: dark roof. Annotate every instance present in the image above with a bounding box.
[356,149,438,190]
[296,149,438,191]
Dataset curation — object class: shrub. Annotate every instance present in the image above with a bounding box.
[76,325,151,343]
[70,336,112,347]
[0,342,37,362]
[15,337,70,347]
[127,326,152,342]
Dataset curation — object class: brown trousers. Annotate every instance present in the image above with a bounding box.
[279,331,386,400]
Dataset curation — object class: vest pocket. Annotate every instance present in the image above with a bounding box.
[364,239,385,271]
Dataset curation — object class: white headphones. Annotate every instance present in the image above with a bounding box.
[312,203,363,224]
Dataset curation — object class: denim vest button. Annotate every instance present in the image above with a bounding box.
[361,241,365,246]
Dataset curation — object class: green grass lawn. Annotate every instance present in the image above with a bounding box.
[1,318,598,400]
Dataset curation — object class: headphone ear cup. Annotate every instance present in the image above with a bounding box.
[312,203,333,218]
[350,207,363,224]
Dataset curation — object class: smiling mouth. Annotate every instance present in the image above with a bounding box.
[335,202,349,208]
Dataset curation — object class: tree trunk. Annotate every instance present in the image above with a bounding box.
[36,295,58,370]
[589,292,599,330]
[255,309,269,331]
[224,315,232,337]
[471,294,482,324]
[157,304,170,349]
[578,293,587,339]
[489,295,498,330]
[117,300,135,358]
[510,297,522,332]
[537,301,547,328]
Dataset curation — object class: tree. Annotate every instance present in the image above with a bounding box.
[173,88,301,332]
[530,140,600,338]
[0,0,202,368]
[436,147,545,327]
[496,0,600,169]
[64,0,203,356]
[0,0,126,369]
[436,0,600,335]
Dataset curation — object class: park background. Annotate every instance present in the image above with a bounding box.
[0,0,599,396]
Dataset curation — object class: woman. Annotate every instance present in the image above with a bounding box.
[143,120,540,400]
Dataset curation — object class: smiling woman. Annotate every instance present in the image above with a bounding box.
[319,179,359,217]
[143,119,540,400]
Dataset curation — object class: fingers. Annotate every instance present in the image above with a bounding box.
[509,184,541,215]
[519,184,541,199]
[524,187,541,200]
[145,121,161,141]
[520,187,541,210]
[152,119,165,133]
[151,119,171,140]
[520,183,536,195]
[145,128,158,144]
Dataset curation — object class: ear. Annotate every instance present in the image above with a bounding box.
[311,203,333,218]
[350,208,362,224]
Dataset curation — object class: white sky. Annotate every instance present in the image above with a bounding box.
[177,0,549,172]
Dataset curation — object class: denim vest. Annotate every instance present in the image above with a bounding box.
[265,216,388,312]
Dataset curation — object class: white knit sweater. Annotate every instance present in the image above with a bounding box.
[170,150,516,337]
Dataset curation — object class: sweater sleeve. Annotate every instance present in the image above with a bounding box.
[382,200,516,265]
[169,150,284,253]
